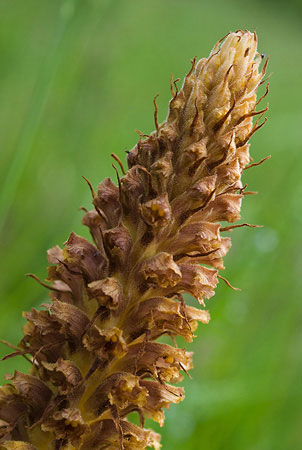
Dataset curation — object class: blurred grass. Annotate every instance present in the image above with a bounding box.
[0,0,301,449]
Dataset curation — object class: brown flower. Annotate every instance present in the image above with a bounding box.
[0,30,269,449]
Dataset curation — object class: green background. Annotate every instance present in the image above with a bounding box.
[0,1,301,449]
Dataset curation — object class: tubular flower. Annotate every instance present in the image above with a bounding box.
[0,30,269,449]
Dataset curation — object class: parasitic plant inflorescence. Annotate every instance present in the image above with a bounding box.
[0,30,269,450]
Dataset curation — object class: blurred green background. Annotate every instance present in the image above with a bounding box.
[0,0,301,449]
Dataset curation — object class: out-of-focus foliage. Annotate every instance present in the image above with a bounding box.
[0,1,300,449]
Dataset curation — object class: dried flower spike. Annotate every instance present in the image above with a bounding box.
[0,30,269,450]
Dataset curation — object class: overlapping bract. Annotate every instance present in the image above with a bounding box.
[0,31,268,450]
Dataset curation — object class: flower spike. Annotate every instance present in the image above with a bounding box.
[0,30,268,450]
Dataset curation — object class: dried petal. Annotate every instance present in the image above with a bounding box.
[141,253,181,288]
[83,326,127,360]
[41,407,85,444]
[88,277,123,310]
[150,151,173,194]
[104,224,132,267]
[4,371,52,419]
[49,300,89,339]
[0,443,36,450]
[41,358,82,394]
[94,177,121,228]
[141,195,171,227]
[116,342,192,384]
[80,419,161,450]
[120,167,145,217]
[201,193,242,223]
[177,263,218,302]
[82,209,108,251]
[47,245,63,264]
[63,232,106,282]
[140,380,184,426]
[125,297,209,342]
[86,372,148,417]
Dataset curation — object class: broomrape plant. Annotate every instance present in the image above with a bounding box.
[0,30,269,450]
